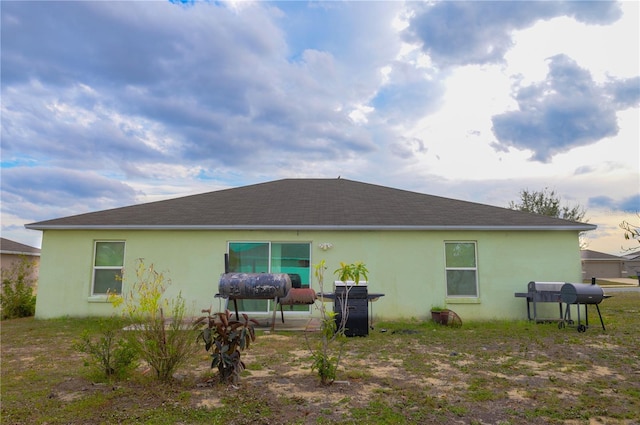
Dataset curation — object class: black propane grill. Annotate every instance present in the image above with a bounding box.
[514,281,567,322]
[316,282,385,337]
[558,281,608,332]
[333,281,369,337]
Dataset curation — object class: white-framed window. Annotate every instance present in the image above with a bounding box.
[444,241,478,297]
[92,241,125,295]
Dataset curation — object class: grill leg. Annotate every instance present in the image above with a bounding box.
[559,303,563,321]
[271,296,279,332]
[595,304,606,331]
[369,300,374,329]
[279,298,285,323]
[233,299,239,320]
[563,303,571,324]
[565,304,572,322]
[585,304,589,328]
[575,303,589,333]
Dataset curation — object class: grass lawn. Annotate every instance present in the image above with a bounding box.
[2,292,639,425]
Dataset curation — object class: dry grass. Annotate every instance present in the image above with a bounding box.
[2,292,639,425]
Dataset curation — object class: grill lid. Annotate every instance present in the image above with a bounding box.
[528,281,565,293]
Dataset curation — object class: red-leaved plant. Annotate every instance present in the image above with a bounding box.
[197,309,258,385]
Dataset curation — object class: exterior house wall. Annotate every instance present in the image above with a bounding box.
[1,253,39,275]
[35,229,582,321]
[1,253,40,292]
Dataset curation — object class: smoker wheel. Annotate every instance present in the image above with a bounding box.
[577,324,587,333]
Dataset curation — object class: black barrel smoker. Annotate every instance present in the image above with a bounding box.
[559,281,607,332]
[218,272,292,329]
[218,272,291,300]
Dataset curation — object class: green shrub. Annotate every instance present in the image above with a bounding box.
[73,318,137,380]
[1,256,37,320]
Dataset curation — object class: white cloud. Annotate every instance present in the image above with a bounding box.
[506,3,639,84]
[1,0,637,255]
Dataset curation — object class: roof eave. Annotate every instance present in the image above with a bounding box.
[0,250,41,256]
[582,258,623,261]
[25,224,597,231]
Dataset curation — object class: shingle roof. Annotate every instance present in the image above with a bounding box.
[580,250,622,260]
[25,178,595,231]
[0,238,41,255]
[622,250,640,260]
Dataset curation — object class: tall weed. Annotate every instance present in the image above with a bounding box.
[112,260,199,381]
[306,260,368,385]
[73,318,137,380]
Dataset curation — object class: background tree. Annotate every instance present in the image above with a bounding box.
[509,187,589,248]
[509,187,587,222]
[620,213,640,245]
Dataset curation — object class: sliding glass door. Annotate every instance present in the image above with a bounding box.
[228,242,270,312]
[227,242,310,313]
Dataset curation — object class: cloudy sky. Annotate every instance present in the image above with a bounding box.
[1,0,638,254]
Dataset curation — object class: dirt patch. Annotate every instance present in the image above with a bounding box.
[506,388,529,401]
[3,297,640,425]
[193,390,223,409]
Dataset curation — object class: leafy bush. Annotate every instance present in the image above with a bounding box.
[1,256,37,320]
[197,309,258,385]
[111,260,199,382]
[73,318,137,380]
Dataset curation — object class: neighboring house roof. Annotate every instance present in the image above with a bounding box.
[0,238,41,256]
[26,178,596,231]
[622,251,640,260]
[581,250,623,260]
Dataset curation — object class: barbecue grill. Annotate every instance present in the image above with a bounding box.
[217,272,293,330]
[334,281,369,337]
[514,281,567,322]
[316,282,385,336]
[216,271,319,330]
[559,282,607,332]
[218,272,291,300]
[218,271,291,312]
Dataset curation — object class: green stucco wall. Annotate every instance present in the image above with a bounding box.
[34,229,582,321]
